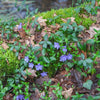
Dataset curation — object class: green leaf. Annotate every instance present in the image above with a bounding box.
[78,60,83,65]
[67,19,71,24]
[15,52,19,57]
[50,56,56,61]
[0,93,4,98]
[26,69,32,75]
[86,39,94,44]
[44,34,48,41]
[67,62,74,68]
[39,41,44,45]
[62,25,67,31]
[83,61,87,66]
[93,96,100,100]
[96,88,100,91]
[83,80,93,90]
[97,80,100,86]
[33,46,40,51]
[85,58,93,63]
[81,53,85,59]
[43,43,47,48]
[14,41,17,45]
[43,56,50,63]
[78,25,84,31]
[10,46,14,51]
[96,74,100,79]
[77,42,82,50]
[15,46,20,51]
[47,41,52,46]
[7,78,14,85]
[42,49,46,56]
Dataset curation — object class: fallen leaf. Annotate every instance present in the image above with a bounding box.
[23,68,37,79]
[95,1,98,6]
[37,17,47,27]
[25,39,30,45]
[1,42,9,50]
[81,14,88,18]
[97,10,100,24]
[86,26,100,38]
[40,91,45,97]
[53,13,57,17]
[30,35,35,46]
[13,25,19,32]
[32,16,35,20]
[18,28,26,38]
[94,57,100,68]
[61,17,75,24]
[3,93,13,100]
[35,76,50,86]
[62,88,73,99]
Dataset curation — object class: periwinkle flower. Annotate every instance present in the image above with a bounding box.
[16,95,24,100]
[24,56,29,63]
[66,53,72,60]
[62,46,67,52]
[54,42,60,50]
[41,72,47,77]
[60,55,67,62]
[29,63,34,68]
[18,23,22,30]
[35,63,43,71]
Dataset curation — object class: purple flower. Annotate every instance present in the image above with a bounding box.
[66,54,72,60]
[18,23,22,30]
[60,55,67,62]
[41,72,47,77]
[35,63,43,71]
[24,56,29,63]
[29,63,34,68]
[54,42,60,50]
[16,95,29,100]
[62,46,67,52]
[16,95,25,100]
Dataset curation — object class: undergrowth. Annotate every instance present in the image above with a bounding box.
[0,0,100,100]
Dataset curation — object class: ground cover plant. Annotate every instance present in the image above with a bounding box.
[0,0,100,100]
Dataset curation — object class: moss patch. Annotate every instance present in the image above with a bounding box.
[17,2,97,29]
[0,47,19,79]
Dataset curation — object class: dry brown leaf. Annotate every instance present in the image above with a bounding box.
[62,88,73,99]
[81,50,87,59]
[25,39,30,45]
[95,1,98,6]
[97,10,100,24]
[18,28,26,38]
[3,93,13,100]
[86,26,100,38]
[37,17,47,27]
[30,35,35,46]
[35,88,40,97]
[23,68,37,79]
[68,17,75,23]
[94,57,100,68]
[13,25,19,32]
[29,27,36,35]
[61,17,75,24]
[1,42,9,50]
[53,13,57,17]
[32,16,35,20]
[81,14,88,18]
[40,91,45,97]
